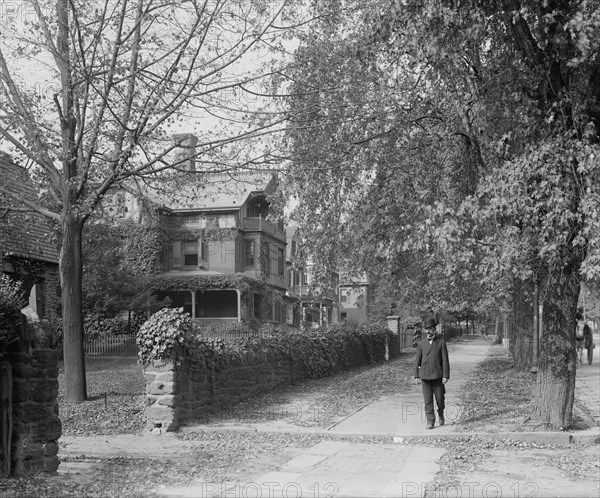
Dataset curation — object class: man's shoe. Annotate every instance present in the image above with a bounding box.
[426,422,434,430]
[439,416,445,426]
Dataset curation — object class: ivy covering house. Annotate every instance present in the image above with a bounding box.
[101,139,298,330]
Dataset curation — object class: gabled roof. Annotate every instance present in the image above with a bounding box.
[147,171,277,212]
[0,153,59,265]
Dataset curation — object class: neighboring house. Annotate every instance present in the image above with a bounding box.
[338,272,370,325]
[286,224,339,328]
[0,153,60,322]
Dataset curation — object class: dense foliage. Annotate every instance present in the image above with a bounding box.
[137,307,396,378]
[0,274,25,352]
[84,313,145,339]
[284,0,600,316]
[82,219,168,318]
[282,0,600,429]
[137,308,195,367]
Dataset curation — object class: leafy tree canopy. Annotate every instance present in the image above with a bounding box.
[282,0,600,429]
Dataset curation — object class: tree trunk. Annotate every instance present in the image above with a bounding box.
[532,269,581,429]
[60,216,87,403]
[510,282,533,371]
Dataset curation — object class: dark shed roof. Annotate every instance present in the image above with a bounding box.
[0,153,59,265]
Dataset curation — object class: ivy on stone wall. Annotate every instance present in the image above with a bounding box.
[138,308,395,379]
[137,307,195,367]
[0,274,27,353]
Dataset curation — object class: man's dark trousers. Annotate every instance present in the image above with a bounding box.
[421,378,445,424]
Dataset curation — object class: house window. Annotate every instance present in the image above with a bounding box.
[206,215,219,227]
[302,273,308,285]
[182,215,200,226]
[200,240,208,262]
[245,241,255,266]
[253,293,263,319]
[340,288,347,303]
[266,295,273,321]
[287,269,293,288]
[221,214,236,228]
[291,240,297,256]
[277,247,284,275]
[262,241,271,272]
[183,242,199,266]
[172,241,182,267]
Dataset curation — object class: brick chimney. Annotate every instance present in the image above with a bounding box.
[173,133,198,172]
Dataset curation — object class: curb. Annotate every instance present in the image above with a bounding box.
[180,425,600,447]
[58,427,600,460]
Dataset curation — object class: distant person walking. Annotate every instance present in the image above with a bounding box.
[576,312,593,365]
[414,317,450,429]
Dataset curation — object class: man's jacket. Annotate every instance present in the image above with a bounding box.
[414,336,450,380]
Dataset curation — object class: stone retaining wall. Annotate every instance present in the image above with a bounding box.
[2,345,61,475]
[144,333,401,432]
[144,348,292,432]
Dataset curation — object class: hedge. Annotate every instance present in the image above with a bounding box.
[138,308,400,378]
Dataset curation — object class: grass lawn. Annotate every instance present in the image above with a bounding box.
[58,356,146,436]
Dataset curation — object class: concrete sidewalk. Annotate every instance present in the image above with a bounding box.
[58,338,600,498]
[327,341,484,438]
[151,339,599,498]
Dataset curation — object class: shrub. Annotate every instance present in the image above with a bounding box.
[0,274,26,353]
[138,315,395,385]
[84,312,145,338]
[137,307,194,366]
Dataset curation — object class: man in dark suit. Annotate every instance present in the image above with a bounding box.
[414,317,450,429]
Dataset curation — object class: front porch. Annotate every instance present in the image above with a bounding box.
[151,273,300,328]
[154,288,241,322]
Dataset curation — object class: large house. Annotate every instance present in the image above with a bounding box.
[0,153,60,323]
[150,170,293,328]
[100,152,300,330]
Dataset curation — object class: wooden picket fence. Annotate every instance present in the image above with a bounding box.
[84,333,138,357]
[83,323,298,356]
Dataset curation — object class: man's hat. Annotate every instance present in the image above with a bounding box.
[424,317,437,329]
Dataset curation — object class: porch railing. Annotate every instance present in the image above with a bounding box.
[241,217,285,241]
